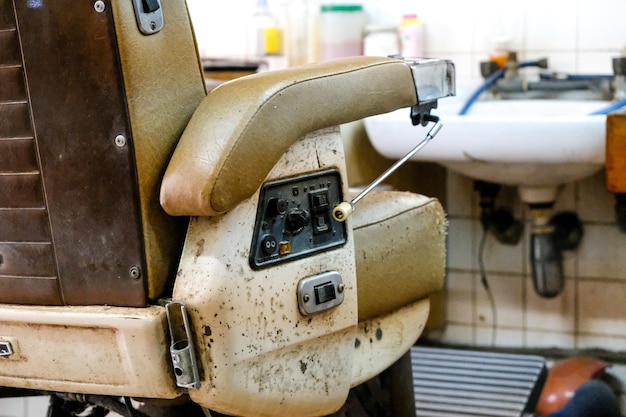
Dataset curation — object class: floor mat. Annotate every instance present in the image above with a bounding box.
[411,346,547,417]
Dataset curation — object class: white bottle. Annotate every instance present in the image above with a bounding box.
[399,13,423,58]
[364,24,400,57]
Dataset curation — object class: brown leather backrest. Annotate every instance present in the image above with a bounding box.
[0,0,205,306]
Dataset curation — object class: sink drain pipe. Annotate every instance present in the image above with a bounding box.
[529,203,563,298]
[529,205,583,298]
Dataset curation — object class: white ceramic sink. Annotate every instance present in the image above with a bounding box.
[364,96,609,202]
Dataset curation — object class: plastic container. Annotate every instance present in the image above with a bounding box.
[285,0,308,66]
[399,13,423,58]
[488,36,511,68]
[319,4,364,61]
[363,24,400,57]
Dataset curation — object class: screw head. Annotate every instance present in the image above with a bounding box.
[129,266,142,280]
[303,294,310,303]
[115,134,127,147]
[94,0,105,13]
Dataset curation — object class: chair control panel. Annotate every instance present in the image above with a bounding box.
[250,170,347,269]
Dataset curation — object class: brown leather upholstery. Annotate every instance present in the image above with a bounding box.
[0,0,205,305]
[351,191,446,320]
[160,56,418,217]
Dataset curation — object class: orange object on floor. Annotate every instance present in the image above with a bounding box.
[535,357,609,416]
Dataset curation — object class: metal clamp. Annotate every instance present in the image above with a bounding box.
[166,302,200,389]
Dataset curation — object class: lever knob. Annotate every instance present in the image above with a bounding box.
[332,202,353,222]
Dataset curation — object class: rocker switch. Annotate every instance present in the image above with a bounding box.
[314,282,336,304]
[142,0,160,13]
[298,271,344,316]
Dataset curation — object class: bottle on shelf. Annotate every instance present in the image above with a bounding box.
[399,13,423,58]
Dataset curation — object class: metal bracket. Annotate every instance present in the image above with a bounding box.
[131,0,163,35]
[166,302,200,389]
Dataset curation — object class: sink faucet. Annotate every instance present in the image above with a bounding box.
[479,52,614,101]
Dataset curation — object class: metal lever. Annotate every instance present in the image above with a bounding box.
[332,115,443,222]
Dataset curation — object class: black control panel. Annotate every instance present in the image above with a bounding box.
[250,170,347,269]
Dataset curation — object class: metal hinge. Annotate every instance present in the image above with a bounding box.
[165,301,200,389]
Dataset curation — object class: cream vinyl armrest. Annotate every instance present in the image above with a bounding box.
[159,56,419,216]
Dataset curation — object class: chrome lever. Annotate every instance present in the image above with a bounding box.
[332,115,443,222]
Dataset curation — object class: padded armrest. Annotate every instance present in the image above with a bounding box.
[160,56,418,216]
[351,190,446,320]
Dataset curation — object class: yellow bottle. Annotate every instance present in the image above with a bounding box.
[248,0,283,57]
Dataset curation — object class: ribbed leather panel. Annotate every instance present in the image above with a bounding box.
[0,0,61,304]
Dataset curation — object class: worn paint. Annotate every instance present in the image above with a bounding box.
[175,128,357,417]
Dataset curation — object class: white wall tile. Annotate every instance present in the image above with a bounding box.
[472,1,526,54]
[577,334,626,351]
[577,170,615,223]
[577,225,626,279]
[447,218,477,270]
[419,3,476,54]
[445,171,476,218]
[577,51,623,74]
[446,271,475,325]
[578,280,626,335]
[481,231,526,275]
[476,273,524,328]
[524,0,577,51]
[578,0,626,50]
[525,330,575,348]
[438,323,475,345]
[475,326,524,348]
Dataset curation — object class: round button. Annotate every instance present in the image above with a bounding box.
[267,197,288,216]
[260,234,278,256]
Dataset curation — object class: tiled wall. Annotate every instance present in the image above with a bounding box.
[440,170,626,350]
[409,0,626,352]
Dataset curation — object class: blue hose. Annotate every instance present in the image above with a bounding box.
[589,98,626,115]
[539,73,614,81]
[458,61,544,116]
[459,62,626,116]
